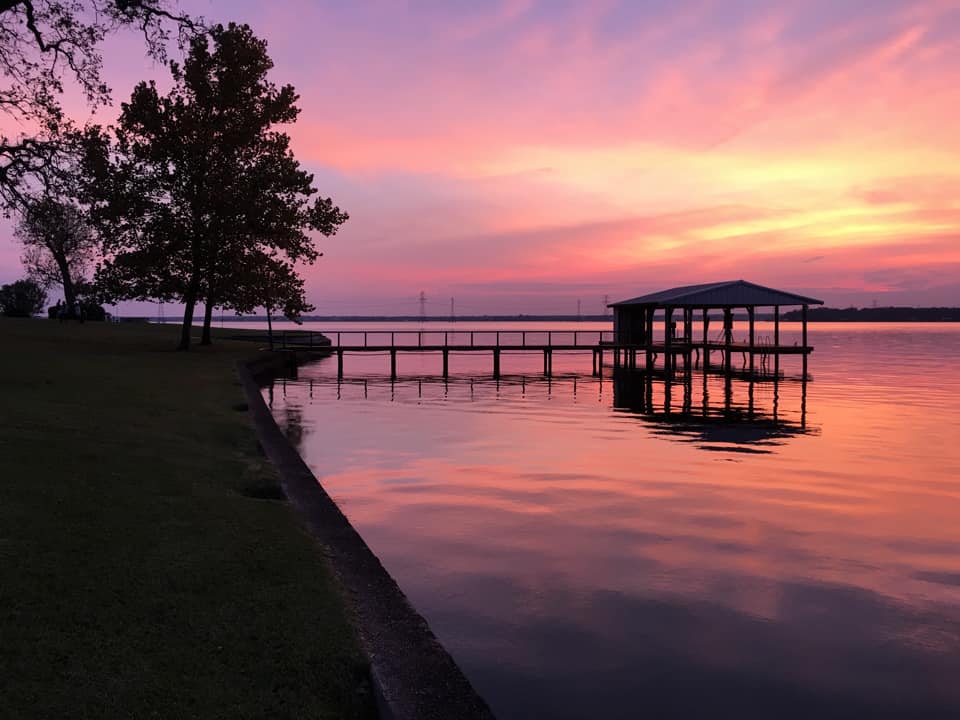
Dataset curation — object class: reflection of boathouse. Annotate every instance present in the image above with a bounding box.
[612,368,813,452]
[608,280,823,378]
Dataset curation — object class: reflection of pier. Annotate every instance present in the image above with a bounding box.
[269,281,822,381]
[265,366,813,453]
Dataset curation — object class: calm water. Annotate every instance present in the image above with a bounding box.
[263,322,960,719]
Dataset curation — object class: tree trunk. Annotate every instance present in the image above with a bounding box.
[53,251,77,317]
[200,301,214,345]
[179,289,197,351]
[266,305,274,351]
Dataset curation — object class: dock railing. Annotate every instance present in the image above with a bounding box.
[282,329,618,350]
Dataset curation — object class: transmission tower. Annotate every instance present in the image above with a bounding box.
[577,298,582,321]
[602,294,610,316]
[450,297,455,322]
[419,290,427,322]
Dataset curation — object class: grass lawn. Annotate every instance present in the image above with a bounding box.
[0,318,375,719]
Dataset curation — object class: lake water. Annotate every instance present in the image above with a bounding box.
[261,321,960,719]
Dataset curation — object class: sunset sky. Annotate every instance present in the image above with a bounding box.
[1,0,958,314]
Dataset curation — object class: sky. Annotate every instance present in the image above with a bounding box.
[1,0,959,315]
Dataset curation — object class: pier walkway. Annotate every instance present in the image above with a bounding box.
[269,329,813,379]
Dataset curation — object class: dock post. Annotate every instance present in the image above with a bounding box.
[723,307,733,373]
[390,349,397,379]
[664,305,673,378]
[802,303,809,380]
[748,306,755,375]
[442,348,449,379]
[544,349,549,374]
[597,348,603,375]
[774,305,780,379]
[493,348,501,379]
[337,349,343,379]
[592,349,597,376]
[702,309,710,369]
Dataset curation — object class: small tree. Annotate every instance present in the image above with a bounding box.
[15,196,96,316]
[226,251,313,350]
[0,278,46,317]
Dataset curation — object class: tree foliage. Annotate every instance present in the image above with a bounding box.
[0,0,199,207]
[0,277,46,316]
[87,23,347,350]
[15,194,95,314]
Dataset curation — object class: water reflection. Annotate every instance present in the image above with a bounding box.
[613,369,815,453]
[267,366,816,457]
[261,327,960,720]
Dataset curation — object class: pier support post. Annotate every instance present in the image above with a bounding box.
[802,303,809,380]
[390,349,397,379]
[702,309,710,369]
[442,349,449,379]
[774,305,780,380]
[664,305,674,379]
[337,349,343,378]
[493,348,501,379]
[723,307,733,373]
[748,306,755,375]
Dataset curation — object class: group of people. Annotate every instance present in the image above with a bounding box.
[51,300,85,323]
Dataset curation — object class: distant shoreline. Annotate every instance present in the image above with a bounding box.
[781,307,960,322]
[142,308,960,324]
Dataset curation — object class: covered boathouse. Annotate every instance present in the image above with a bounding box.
[608,280,824,376]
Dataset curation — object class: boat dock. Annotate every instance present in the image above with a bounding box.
[262,281,823,380]
[271,327,813,379]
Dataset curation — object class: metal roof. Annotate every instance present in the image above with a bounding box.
[609,280,823,308]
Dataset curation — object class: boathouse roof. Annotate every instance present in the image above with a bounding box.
[609,280,823,308]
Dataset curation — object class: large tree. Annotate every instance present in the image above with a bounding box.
[0,1,199,208]
[15,195,95,315]
[88,23,347,350]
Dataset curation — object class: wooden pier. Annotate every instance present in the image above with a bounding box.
[259,282,823,380]
[273,328,814,380]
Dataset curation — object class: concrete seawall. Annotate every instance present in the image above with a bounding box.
[237,351,495,720]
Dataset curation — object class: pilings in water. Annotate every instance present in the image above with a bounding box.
[322,321,811,381]
[329,344,808,381]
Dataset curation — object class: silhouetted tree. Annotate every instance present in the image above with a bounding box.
[226,251,314,349]
[0,277,46,316]
[15,196,95,316]
[87,23,347,350]
[0,1,200,208]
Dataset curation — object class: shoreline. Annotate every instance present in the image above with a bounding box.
[239,350,494,720]
[0,320,375,718]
